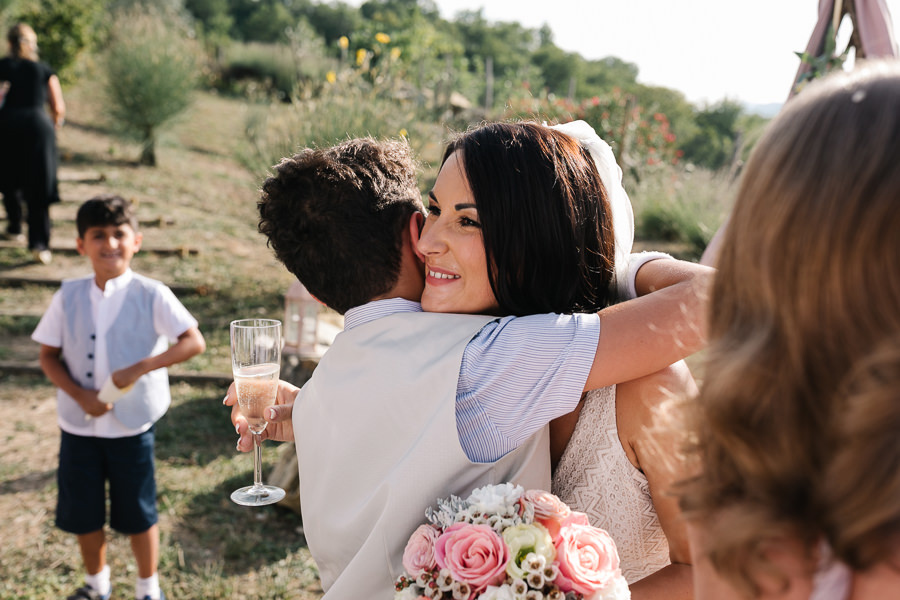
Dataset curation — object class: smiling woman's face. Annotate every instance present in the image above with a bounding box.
[417,151,500,315]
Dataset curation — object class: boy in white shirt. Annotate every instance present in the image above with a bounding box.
[32,195,205,600]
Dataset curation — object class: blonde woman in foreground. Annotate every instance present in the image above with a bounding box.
[681,60,900,599]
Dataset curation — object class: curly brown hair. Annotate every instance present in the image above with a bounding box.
[681,60,900,596]
[257,138,424,314]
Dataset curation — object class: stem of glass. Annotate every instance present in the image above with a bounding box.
[251,432,268,496]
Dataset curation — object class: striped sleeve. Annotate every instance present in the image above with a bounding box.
[456,312,600,462]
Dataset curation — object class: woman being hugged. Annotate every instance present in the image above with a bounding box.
[681,61,900,600]
[0,23,65,264]
[418,121,699,598]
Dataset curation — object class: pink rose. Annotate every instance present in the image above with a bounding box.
[553,523,621,595]
[561,511,590,527]
[434,523,509,592]
[523,490,572,539]
[402,524,440,577]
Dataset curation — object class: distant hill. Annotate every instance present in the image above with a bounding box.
[744,102,783,118]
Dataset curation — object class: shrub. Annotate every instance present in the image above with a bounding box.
[631,165,736,258]
[101,5,202,166]
[217,21,333,101]
[240,45,433,176]
[503,87,680,177]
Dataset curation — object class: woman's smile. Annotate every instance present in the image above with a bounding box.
[417,151,499,315]
[426,266,461,281]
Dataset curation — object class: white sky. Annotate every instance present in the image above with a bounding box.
[426,0,900,106]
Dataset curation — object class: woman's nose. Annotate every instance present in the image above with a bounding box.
[416,219,444,255]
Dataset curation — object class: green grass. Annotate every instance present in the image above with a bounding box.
[0,85,321,599]
[0,379,322,600]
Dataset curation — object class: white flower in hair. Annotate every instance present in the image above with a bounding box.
[549,120,635,299]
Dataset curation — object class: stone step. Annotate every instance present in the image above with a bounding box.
[0,240,198,256]
[0,274,198,295]
[0,360,233,386]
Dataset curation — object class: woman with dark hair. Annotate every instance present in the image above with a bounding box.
[417,121,697,596]
[0,23,65,264]
[228,126,710,598]
[680,60,900,599]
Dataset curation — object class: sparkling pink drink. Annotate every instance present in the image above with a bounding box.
[234,362,279,434]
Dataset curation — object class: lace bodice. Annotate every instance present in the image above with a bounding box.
[551,385,670,583]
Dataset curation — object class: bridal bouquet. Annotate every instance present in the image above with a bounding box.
[394,483,630,600]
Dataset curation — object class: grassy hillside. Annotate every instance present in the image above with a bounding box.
[0,80,729,598]
[0,87,324,599]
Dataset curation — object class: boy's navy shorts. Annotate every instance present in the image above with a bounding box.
[56,428,158,535]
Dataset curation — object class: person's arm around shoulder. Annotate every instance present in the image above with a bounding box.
[585,257,713,391]
[47,73,65,128]
[39,344,112,418]
[111,326,205,389]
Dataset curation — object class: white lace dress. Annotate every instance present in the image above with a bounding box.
[551,386,671,583]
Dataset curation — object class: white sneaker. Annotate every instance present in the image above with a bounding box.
[33,249,52,264]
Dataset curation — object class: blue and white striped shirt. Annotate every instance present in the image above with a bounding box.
[343,299,599,462]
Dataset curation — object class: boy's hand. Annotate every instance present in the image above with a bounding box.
[78,389,113,418]
[224,379,299,452]
[111,363,144,390]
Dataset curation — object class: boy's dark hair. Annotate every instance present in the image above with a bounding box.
[76,195,138,238]
[258,138,424,314]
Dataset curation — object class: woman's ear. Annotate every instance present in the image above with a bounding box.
[409,211,426,262]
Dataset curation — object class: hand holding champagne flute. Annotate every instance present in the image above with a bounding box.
[230,318,286,506]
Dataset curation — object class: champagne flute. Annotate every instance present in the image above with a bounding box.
[230,318,286,506]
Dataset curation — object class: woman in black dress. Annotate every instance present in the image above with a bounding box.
[0,23,65,264]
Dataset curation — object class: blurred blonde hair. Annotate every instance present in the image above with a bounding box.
[681,60,900,596]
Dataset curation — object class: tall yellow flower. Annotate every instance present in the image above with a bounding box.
[375,32,391,44]
[390,47,402,60]
[355,48,367,66]
[338,36,349,49]
[326,71,336,84]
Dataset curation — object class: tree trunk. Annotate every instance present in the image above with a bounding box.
[140,130,156,166]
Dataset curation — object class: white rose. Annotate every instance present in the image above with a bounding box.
[503,524,556,579]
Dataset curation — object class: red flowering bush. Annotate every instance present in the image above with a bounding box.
[503,87,679,171]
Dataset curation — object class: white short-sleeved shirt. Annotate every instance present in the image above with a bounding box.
[32,269,198,438]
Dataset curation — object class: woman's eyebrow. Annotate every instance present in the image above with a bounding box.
[428,190,475,211]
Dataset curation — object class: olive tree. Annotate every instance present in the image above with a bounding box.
[102,5,201,166]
